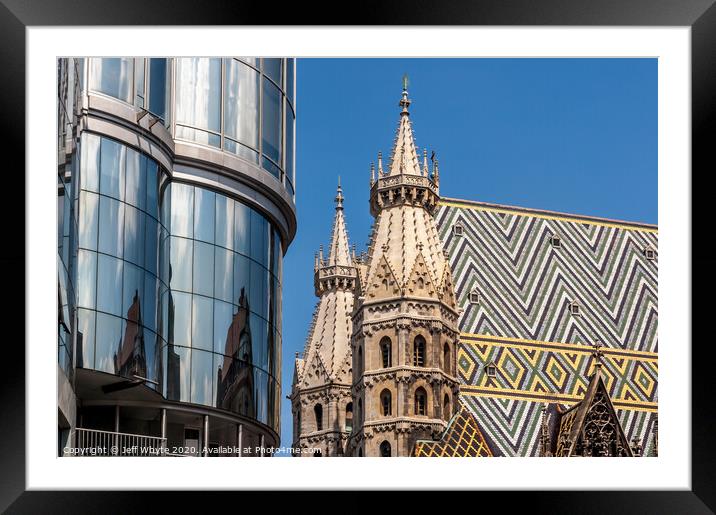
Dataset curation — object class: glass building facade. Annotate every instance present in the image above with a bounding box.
[57,57,295,457]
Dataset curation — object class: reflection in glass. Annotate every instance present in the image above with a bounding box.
[81,133,100,193]
[77,250,97,309]
[78,191,99,250]
[100,137,126,200]
[122,262,143,316]
[214,247,233,303]
[193,187,215,244]
[170,237,193,292]
[123,205,144,266]
[213,300,233,354]
[263,58,282,86]
[144,216,159,274]
[98,196,125,258]
[262,77,282,165]
[285,107,295,188]
[250,261,268,321]
[114,286,147,380]
[224,59,260,149]
[165,344,190,403]
[191,294,213,351]
[145,159,159,219]
[215,194,234,250]
[97,254,123,317]
[191,348,214,406]
[95,312,123,374]
[192,241,214,298]
[124,149,143,210]
[170,183,194,238]
[175,58,222,135]
[169,291,192,348]
[143,273,158,333]
[250,208,269,266]
[233,253,251,309]
[234,201,251,255]
[148,58,168,122]
[76,308,96,369]
[89,58,133,103]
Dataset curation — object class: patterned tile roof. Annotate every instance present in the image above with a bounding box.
[414,404,494,457]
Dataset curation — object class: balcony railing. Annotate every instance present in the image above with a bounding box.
[73,428,168,456]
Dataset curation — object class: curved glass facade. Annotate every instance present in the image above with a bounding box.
[174,58,296,196]
[74,133,167,389]
[162,183,282,431]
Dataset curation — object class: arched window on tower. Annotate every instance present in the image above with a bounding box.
[314,404,323,431]
[356,345,363,376]
[358,398,363,426]
[413,336,426,367]
[443,342,451,374]
[345,402,353,433]
[380,440,392,457]
[380,389,392,416]
[444,393,451,421]
[415,387,427,416]
[380,337,392,368]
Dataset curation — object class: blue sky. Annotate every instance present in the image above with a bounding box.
[277,58,657,454]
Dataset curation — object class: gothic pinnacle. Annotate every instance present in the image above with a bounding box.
[399,73,411,116]
[335,178,344,209]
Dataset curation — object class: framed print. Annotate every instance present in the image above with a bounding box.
[4,0,715,511]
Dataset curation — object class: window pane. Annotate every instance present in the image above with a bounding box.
[192,241,215,298]
[76,308,95,369]
[81,133,100,192]
[250,261,268,320]
[234,253,251,308]
[89,58,133,103]
[124,148,143,210]
[144,216,159,275]
[98,196,125,258]
[100,137,126,200]
[123,205,144,266]
[79,191,99,250]
[95,312,123,374]
[122,262,144,319]
[234,201,251,255]
[224,59,260,150]
[193,187,215,244]
[175,58,221,133]
[213,300,234,355]
[97,254,123,316]
[165,345,190,403]
[169,237,193,292]
[169,291,192,347]
[134,58,145,108]
[170,183,194,238]
[77,250,97,309]
[262,77,282,164]
[250,312,268,374]
[214,247,233,303]
[191,294,213,351]
[285,107,294,186]
[148,58,168,121]
[263,58,282,86]
[286,59,294,105]
[250,209,269,266]
[145,158,159,219]
[215,194,234,250]
[191,348,214,406]
[143,272,158,333]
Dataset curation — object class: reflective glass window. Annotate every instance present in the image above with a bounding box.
[145,159,159,220]
[234,201,251,255]
[124,149,144,211]
[148,58,168,122]
[262,77,282,165]
[134,58,145,108]
[100,137,126,200]
[95,312,122,374]
[175,58,222,136]
[98,196,125,258]
[97,254,123,316]
[144,216,159,274]
[123,205,144,266]
[285,107,295,187]
[214,247,233,303]
[78,191,99,250]
[143,273,158,333]
[213,300,234,355]
[170,292,192,347]
[233,253,251,308]
[193,187,215,244]
[224,59,260,150]
[89,58,133,104]
[81,133,100,192]
[191,294,213,351]
[170,183,194,238]
[165,345,190,403]
[192,241,215,298]
[169,237,193,292]
[76,308,96,369]
[286,59,294,106]
[77,250,97,309]
[250,208,270,267]
[191,348,214,406]
[122,262,144,318]
[250,261,268,320]
[215,195,234,250]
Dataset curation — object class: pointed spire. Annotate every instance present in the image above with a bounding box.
[422,148,429,176]
[386,78,421,177]
[326,181,352,266]
[399,73,411,115]
[433,155,440,186]
[370,162,375,186]
[377,151,384,175]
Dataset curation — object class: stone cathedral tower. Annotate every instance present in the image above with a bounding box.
[290,183,358,456]
[347,82,460,457]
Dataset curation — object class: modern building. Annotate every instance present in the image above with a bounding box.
[57,57,296,456]
[291,83,657,457]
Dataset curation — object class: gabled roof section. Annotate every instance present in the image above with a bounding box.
[414,403,495,457]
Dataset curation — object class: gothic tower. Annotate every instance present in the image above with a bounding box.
[348,81,460,457]
[290,183,358,456]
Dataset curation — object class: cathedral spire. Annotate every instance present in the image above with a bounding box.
[327,180,351,266]
[386,77,421,177]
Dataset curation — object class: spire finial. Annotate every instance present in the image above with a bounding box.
[370,162,375,186]
[335,178,344,209]
[399,74,411,115]
[591,341,604,372]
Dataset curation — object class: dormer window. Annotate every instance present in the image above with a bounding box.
[644,245,656,261]
[569,300,581,316]
[453,223,464,237]
[486,362,497,378]
[549,234,562,249]
[469,289,481,305]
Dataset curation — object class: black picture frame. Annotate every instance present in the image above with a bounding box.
[2,0,713,511]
